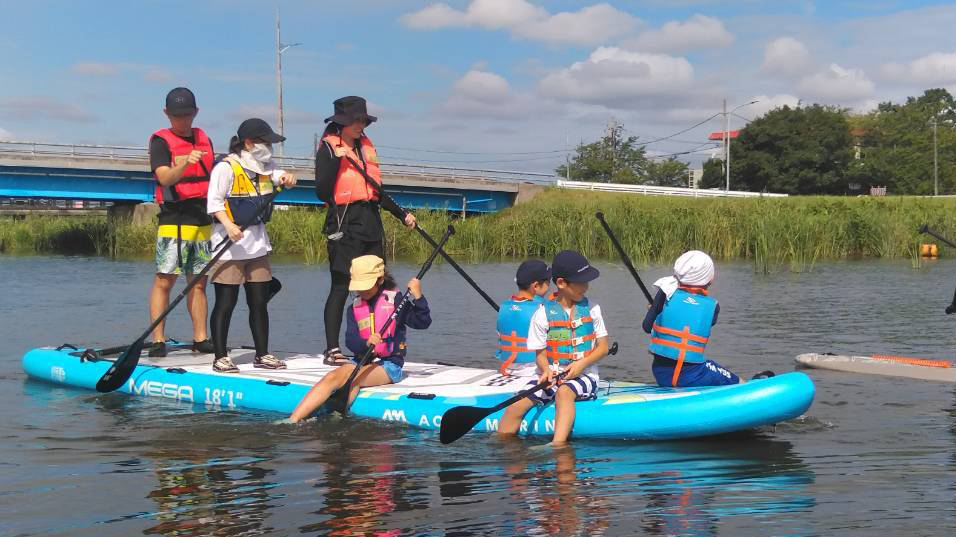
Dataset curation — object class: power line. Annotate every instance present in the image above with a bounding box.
[377,144,569,156]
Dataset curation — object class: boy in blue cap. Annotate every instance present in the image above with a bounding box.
[498,250,610,445]
[495,260,551,376]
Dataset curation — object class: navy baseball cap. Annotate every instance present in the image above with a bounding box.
[551,250,599,283]
[237,118,286,144]
[515,259,551,288]
[165,87,197,116]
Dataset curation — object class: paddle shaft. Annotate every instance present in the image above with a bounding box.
[919,226,956,313]
[329,224,455,414]
[343,155,499,312]
[95,189,281,392]
[595,211,653,304]
[920,225,956,250]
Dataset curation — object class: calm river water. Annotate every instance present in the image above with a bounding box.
[3,254,956,536]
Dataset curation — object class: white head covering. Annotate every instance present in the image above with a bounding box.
[674,250,714,286]
[653,250,715,299]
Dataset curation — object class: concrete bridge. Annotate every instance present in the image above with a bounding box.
[0,141,553,219]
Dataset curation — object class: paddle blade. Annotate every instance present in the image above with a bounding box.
[327,387,349,415]
[439,405,494,444]
[95,338,145,393]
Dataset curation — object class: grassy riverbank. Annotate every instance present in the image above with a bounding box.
[3,190,955,271]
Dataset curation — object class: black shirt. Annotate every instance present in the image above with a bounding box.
[314,139,406,242]
[149,132,213,227]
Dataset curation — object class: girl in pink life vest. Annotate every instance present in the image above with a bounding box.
[288,255,431,422]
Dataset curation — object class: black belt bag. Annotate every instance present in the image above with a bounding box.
[228,194,274,226]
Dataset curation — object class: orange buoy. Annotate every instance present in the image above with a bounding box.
[921,243,938,257]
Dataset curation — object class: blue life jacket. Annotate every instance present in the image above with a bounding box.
[495,295,544,375]
[544,296,596,365]
[649,288,716,369]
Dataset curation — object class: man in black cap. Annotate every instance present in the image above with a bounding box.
[314,96,417,365]
[495,260,551,376]
[146,87,215,357]
[498,250,610,445]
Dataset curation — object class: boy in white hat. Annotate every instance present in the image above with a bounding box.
[642,250,750,387]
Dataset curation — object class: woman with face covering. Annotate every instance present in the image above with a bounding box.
[206,118,297,373]
[315,96,417,365]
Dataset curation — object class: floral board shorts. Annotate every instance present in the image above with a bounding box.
[155,224,212,275]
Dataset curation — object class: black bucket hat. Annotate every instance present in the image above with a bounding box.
[324,96,377,125]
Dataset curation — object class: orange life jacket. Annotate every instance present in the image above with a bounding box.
[150,128,214,204]
[322,133,382,206]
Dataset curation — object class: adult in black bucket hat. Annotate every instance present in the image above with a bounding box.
[314,96,417,365]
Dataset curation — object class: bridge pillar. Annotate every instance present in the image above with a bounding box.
[514,184,546,205]
[108,202,158,227]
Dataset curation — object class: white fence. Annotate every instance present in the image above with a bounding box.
[556,180,788,198]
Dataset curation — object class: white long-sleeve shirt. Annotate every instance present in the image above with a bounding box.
[207,157,284,261]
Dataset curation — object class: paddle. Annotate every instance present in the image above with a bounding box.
[595,211,653,304]
[95,189,282,393]
[342,154,499,312]
[439,342,618,445]
[918,225,956,314]
[328,224,455,414]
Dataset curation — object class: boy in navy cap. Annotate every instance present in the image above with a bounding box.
[498,250,610,445]
[494,260,551,376]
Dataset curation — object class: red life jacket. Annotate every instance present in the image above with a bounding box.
[322,133,382,206]
[353,290,398,357]
[151,128,214,204]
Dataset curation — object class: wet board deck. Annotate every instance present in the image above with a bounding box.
[795,353,956,383]
[23,345,815,440]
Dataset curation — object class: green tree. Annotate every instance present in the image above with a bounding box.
[700,158,724,189]
[645,158,690,187]
[851,88,956,194]
[556,122,650,183]
[731,104,854,194]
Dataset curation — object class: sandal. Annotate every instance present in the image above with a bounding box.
[322,347,351,366]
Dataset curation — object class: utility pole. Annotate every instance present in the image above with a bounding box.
[275,8,300,157]
[724,98,730,192]
[933,115,939,196]
[565,132,571,181]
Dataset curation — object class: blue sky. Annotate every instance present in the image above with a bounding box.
[2,0,956,172]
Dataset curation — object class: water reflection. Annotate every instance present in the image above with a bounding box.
[143,448,278,536]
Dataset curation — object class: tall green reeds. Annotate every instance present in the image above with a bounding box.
[4,190,956,272]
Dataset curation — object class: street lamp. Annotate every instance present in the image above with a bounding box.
[930,107,955,196]
[275,8,300,157]
[722,99,759,192]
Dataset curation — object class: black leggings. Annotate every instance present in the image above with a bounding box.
[210,281,270,358]
[323,271,350,350]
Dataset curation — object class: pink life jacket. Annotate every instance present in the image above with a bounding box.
[353,289,398,357]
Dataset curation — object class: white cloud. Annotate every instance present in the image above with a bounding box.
[747,94,801,117]
[797,63,874,105]
[761,37,812,76]
[516,4,639,46]
[228,105,320,125]
[0,97,95,122]
[0,126,11,139]
[539,47,695,109]
[624,15,733,53]
[439,69,544,119]
[143,67,173,83]
[401,1,638,45]
[881,52,956,85]
[70,61,119,77]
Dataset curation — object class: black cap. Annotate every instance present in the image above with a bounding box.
[165,87,197,116]
[237,118,286,144]
[551,250,600,283]
[515,260,551,288]
[324,96,378,125]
